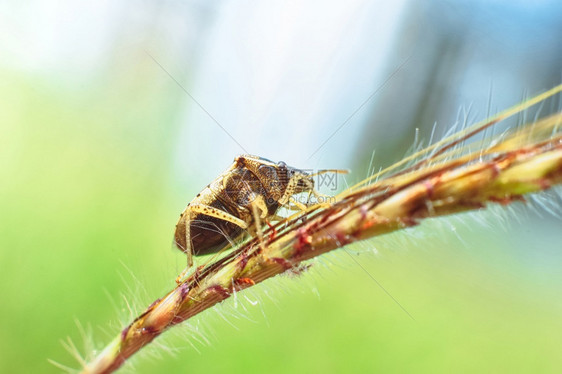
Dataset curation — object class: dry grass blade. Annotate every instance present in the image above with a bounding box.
[82,85,562,374]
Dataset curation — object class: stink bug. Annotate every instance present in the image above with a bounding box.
[174,155,341,281]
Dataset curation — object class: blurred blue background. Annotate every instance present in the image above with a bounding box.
[1,0,562,372]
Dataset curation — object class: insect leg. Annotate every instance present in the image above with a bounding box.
[175,208,197,284]
[249,195,268,250]
[175,204,249,285]
[298,178,334,207]
[269,213,285,221]
[184,209,194,267]
[289,197,307,210]
[252,194,269,219]
[277,174,301,205]
[189,204,249,229]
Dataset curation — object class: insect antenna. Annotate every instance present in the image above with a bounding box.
[307,169,349,177]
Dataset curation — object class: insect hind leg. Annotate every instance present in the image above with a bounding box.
[175,209,196,284]
[175,203,249,284]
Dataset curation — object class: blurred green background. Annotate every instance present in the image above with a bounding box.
[2,1,562,373]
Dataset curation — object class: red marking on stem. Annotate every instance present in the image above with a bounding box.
[359,204,369,220]
[286,263,312,277]
[121,324,131,341]
[206,285,231,299]
[122,298,161,340]
[179,282,190,300]
[335,231,353,246]
[147,298,162,310]
[357,204,380,233]
[491,162,502,178]
[539,178,552,190]
[294,228,312,257]
[140,326,158,335]
[184,265,205,284]
[401,217,419,227]
[266,220,277,242]
[235,277,255,288]
[424,179,435,197]
[489,195,525,205]
[320,212,331,224]
[269,257,294,270]
[236,248,251,272]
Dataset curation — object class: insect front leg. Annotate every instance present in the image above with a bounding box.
[295,178,333,208]
[278,177,308,211]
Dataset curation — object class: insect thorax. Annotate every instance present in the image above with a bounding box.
[221,167,281,214]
